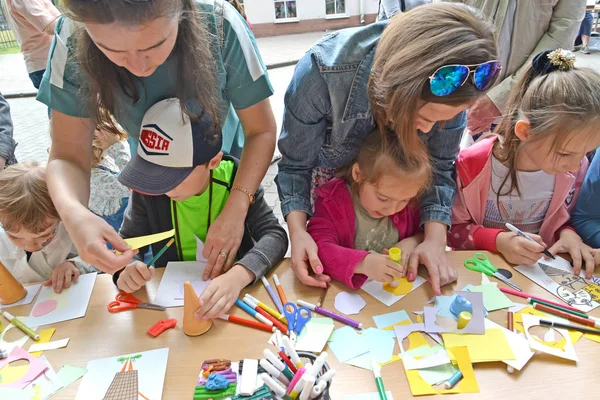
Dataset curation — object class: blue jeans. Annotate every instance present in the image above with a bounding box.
[578,12,594,37]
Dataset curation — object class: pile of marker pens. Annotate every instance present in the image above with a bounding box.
[260,329,335,400]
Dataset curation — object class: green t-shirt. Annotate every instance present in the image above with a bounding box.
[171,160,234,261]
[37,0,273,157]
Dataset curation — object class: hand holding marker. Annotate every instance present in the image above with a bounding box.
[505,223,555,260]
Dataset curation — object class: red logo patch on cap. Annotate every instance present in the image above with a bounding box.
[140,124,173,156]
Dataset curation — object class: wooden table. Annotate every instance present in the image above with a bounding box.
[7,251,600,399]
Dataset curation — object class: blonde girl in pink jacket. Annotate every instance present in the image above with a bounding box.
[449,49,600,278]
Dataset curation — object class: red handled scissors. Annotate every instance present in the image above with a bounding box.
[107,292,166,313]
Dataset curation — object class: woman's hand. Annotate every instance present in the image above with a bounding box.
[64,206,137,273]
[388,233,424,271]
[44,261,80,294]
[194,265,254,320]
[496,231,545,266]
[288,211,330,288]
[203,192,247,280]
[466,95,501,135]
[355,253,404,283]
[549,229,596,279]
[117,261,155,293]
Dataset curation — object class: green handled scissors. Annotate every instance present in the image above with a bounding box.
[464,253,522,292]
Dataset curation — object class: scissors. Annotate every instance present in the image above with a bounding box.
[107,292,166,313]
[283,302,311,343]
[464,253,522,292]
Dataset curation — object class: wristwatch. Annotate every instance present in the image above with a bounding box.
[232,185,256,205]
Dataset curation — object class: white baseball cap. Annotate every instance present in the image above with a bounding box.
[119,98,222,195]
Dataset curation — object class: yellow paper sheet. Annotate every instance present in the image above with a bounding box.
[404,346,479,395]
[30,328,55,357]
[124,229,175,250]
[442,329,515,363]
[585,333,600,344]
[0,365,29,385]
[382,319,411,331]
[514,306,582,345]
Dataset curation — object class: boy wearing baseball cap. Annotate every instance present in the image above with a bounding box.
[114,98,288,319]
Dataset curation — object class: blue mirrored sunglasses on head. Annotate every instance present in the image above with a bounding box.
[429,61,502,97]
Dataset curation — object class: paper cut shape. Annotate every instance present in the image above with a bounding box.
[0,388,36,400]
[521,314,578,362]
[345,328,397,370]
[418,363,458,386]
[334,292,367,315]
[29,328,55,358]
[465,283,514,311]
[76,348,169,400]
[362,275,426,306]
[344,391,394,400]
[373,310,410,329]
[153,262,211,307]
[0,316,37,353]
[515,256,600,312]
[394,323,426,352]
[483,319,534,371]
[295,319,334,353]
[28,338,69,353]
[383,278,413,295]
[404,346,479,395]
[27,273,96,327]
[0,285,41,310]
[124,229,175,251]
[31,300,57,317]
[327,326,370,363]
[194,235,208,263]
[0,347,48,389]
[442,329,515,363]
[401,345,450,370]
[514,306,582,344]
[585,332,600,344]
[424,292,485,334]
[24,356,64,399]
[183,281,212,336]
[56,365,87,389]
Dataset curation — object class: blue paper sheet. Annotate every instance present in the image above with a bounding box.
[345,328,396,370]
[372,310,410,329]
[328,326,370,363]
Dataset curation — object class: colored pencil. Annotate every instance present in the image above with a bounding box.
[273,274,288,305]
[146,238,174,267]
[539,319,600,335]
[278,348,298,374]
[506,312,514,374]
[533,303,600,328]
[243,297,289,333]
[234,299,273,326]
[528,298,600,323]
[262,276,284,314]
[218,314,275,333]
[317,283,329,308]
[245,294,287,323]
[297,300,363,329]
[499,287,581,312]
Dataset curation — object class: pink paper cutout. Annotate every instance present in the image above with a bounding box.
[31,299,58,317]
[0,347,48,389]
[423,291,485,334]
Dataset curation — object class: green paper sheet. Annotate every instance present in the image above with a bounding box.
[0,388,36,400]
[57,365,88,388]
[418,363,458,386]
[467,283,514,311]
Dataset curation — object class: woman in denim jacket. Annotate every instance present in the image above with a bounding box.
[276,3,499,294]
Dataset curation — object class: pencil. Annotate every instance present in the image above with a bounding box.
[528,298,600,324]
[506,312,514,374]
[146,238,174,267]
[539,319,600,335]
[317,283,329,308]
[273,274,288,305]
[218,314,275,333]
[533,303,600,328]
[499,287,581,312]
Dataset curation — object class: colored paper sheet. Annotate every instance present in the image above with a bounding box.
[418,363,458,386]
[345,328,397,370]
[442,329,515,363]
[424,292,485,334]
[27,273,96,327]
[344,391,394,400]
[521,314,578,362]
[432,295,459,319]
[404,346,479,395]
[56,365,88,388]
[29,338,69,353]
[334,292,367,315]
[29,328,55,358]
[327,326,370,363]
[362,275,427,307]
[24,356,64,400]
[401,346,450,370]
[0,388,36,400]
[0,347,48,389]
[0,316,38,353]
[466,283,514,311]
[295,320,335,353]
[124,229,175,250]
[0,285,41,309]
[484,319,534,371]
[394,323,426,352]
[153,262,211,307]
[381,318,411,331]
[585,332,600,344]
[514,306,582,344]
[373,310,410,329]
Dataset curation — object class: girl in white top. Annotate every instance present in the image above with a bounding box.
[0,162,97,293]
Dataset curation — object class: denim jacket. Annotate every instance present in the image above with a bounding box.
[276,21,466,227]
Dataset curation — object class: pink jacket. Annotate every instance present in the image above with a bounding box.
[448,136,588,252]
[307,178,420,289]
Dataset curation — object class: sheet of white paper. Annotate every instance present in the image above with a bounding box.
[481,272,491,284]
[153,262,211,307]
[29,338,70,353]
[0,388,36,400]
[0,316,38,353]
[25,356,64,400]
[362,276,427,307]
[27,273,96,327]
[401,347,450,370]
[484,319,534,371]
[194,235,207,263]
[0,284,41,309]
[334,292,367,315]
[76,348,169,400]
[515,256,600,312]
[521,314,578,362]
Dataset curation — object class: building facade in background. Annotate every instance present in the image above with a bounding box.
[242,0,380,36]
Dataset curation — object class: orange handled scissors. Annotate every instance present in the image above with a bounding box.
[107,292,166,313]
